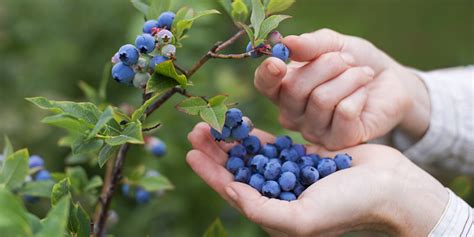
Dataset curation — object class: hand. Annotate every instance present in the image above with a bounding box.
[254,29,431,149]
[186,123,447,236]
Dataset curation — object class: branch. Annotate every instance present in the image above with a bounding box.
[142,123,161,132]
[209,52,251,59]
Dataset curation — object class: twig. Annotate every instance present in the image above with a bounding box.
[209,52,251,59]
[142,123,162,132]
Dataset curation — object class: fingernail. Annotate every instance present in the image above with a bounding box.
[362,66,375,77]
[266,62,281,76]
[340,53,355,65]
[225,186,238,201]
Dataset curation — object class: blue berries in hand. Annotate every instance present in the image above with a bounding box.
[334,153,352,170]
[231,122,250,140]
[301,166,319,186]
[249,154,269,173]
[135,34,156,53]
[278,172,296,191]
[228,144,247,158]
[226,157,245,174]
[260,144,278,158]
[281,161,300,178]
[262,180,281,198]
[279,191,296,201]
[274,135,292,151]
[279,148,299,162]
[157,11,175,29]
[317,158,337,177]
[235,167,251,183]
[272,43,290,62]
[118,44,139,66]
[263,159,281,180]
[249,173,265,192]
[225,108,243,128]
[242,135,261,154]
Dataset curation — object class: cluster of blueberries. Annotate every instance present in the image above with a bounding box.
[210,108,254,142]
[211,109,352,201]
[24,155,53,203]
[121,170,165,204]
[246,31,291,62]
[111,11,176,88]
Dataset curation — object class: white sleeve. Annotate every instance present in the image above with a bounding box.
[392,66,474,174]
[429,188,473,237]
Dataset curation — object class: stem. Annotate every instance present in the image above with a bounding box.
[93,28,246,237]
[209,52,251,59]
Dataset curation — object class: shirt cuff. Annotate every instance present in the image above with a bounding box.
[429,188,473,237]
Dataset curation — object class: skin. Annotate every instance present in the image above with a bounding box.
[186,123,448,237]
[254,29,431,150]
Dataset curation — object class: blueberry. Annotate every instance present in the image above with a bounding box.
[249,173,265,192]
[149,55,169,71]
[231,122,250,140]
[279,148,299,162]
[267,31,283,45]
[35,170,51,181]
[292,144,306,157]
[278,172,296,191]
[143,20,159,34]
[301,166,319,186]
[133,72,151,88]
[118,44,139,65]
[156,29,173,45]
[161,44,176,58]
[262,181,281,198]
[317,158,337,177]
[210,126,231,141]
[135,188,151,204]
[249,154,269,173]
[146,137,166,157]
[228,144,247,158]
[135,34,156,54]
[260,144,278,158]
[112,62,135,85]
[274,135,292,151]
[242,135,261,154]
[235,167,251,183]
[121,184,130,196]
[272,43,290,62]
[293,181,305,197]
[263,159,281,180]
[225,108,243,128]
[157,11,175,29]
[29,155,44,169]
[308,154,321,167]
[281,161,300,178]
[226,157,245,174]
[279,192,296,201]
[334,153,352,170]
[298,156,314,169]
[246,42,263,58]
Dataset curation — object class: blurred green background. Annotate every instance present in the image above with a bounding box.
[0,0,473,236]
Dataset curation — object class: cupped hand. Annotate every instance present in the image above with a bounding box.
[254,29,430,149]
[186,123,447,237]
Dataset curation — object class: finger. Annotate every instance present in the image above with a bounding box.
[225,182,304,232]
[187,122,228,165]
[302,67,374,140]
[254,57,288,103]
[278,52,354,130]
[325,87,369,149]
[283,29,345,62]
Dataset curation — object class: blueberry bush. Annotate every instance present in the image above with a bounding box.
[0,0,297,236]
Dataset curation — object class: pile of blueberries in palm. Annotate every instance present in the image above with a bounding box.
[111,11,177,88]
[246,31,290,62]
[24,155,53,203]
[211,109,352,201]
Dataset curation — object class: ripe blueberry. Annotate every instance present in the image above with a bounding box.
[35,170,51,181]
[143,20,159,34]
[298,156,314,169]
[262,180,281,198]
[317,158,337,177]
[145,137,166,157]
[279,148,299,162]
[308,154,321,167]
[135,34,156,53]
[272,43,290,62]
[274,135,292,151]
[249,173,265,192]
[210,126,231,141]
[246,42,263,58]
[112,62,135,85]
[281,161,300,178]
[334,153,352,170]
[226,157,245,174]
[263,159,281,180]
[135,188,151,204]
[242,135,261,154]
[157,11,175,29]
[118,44,139,65]
[278,172,297,191]
[301,166,319,186]
[259,144,278,158]
[225,108,243,128]
[279,192,297,201]
[228,144,247,158]
[293,181,305,197]
[149,55,169,71]
[231,122,250,140]
[29,155,45,169]
[292,144,306,157]
[234,167,251,183]
[249,154,269,173]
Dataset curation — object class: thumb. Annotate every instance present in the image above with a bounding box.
[283,29,345,62]
[254,57,287,103]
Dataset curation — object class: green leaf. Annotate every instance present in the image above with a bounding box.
[208,95,228,107]
[231,0,249,23]
[112,107,131,125]
[147,0,171,19]
[27,213,42,235]
[50,178,71,206]
[36,196,70,237]
[203,218,228,237]
[105,121,144,146]
[154,60,187,87]
[0,188,33,237]
[131,94,161,121]
[131,0,149,16]
[173,9,221,41]
[68,203,90,237]
[66,167,88,192]
[98,144,118,168]
[26,97,101,125]
[218,0,232,14]
[137,175,174,192]
[146,74,179,95]
[84,176,103,192]
[99,62,111,103]
[172,6,194,34]
[71,138,103,155]
[0,149,29,190]
[18,181,55,198]
[199,101,227,133]
[236,22,254,44]
[78,81,99,104]
[87,106,114,139]
[250,0,265,38]
[266,0,295,15]
[42,114,92,135]
[258,14,291,40]
[176,97,208,116]
[2,135,14,158]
